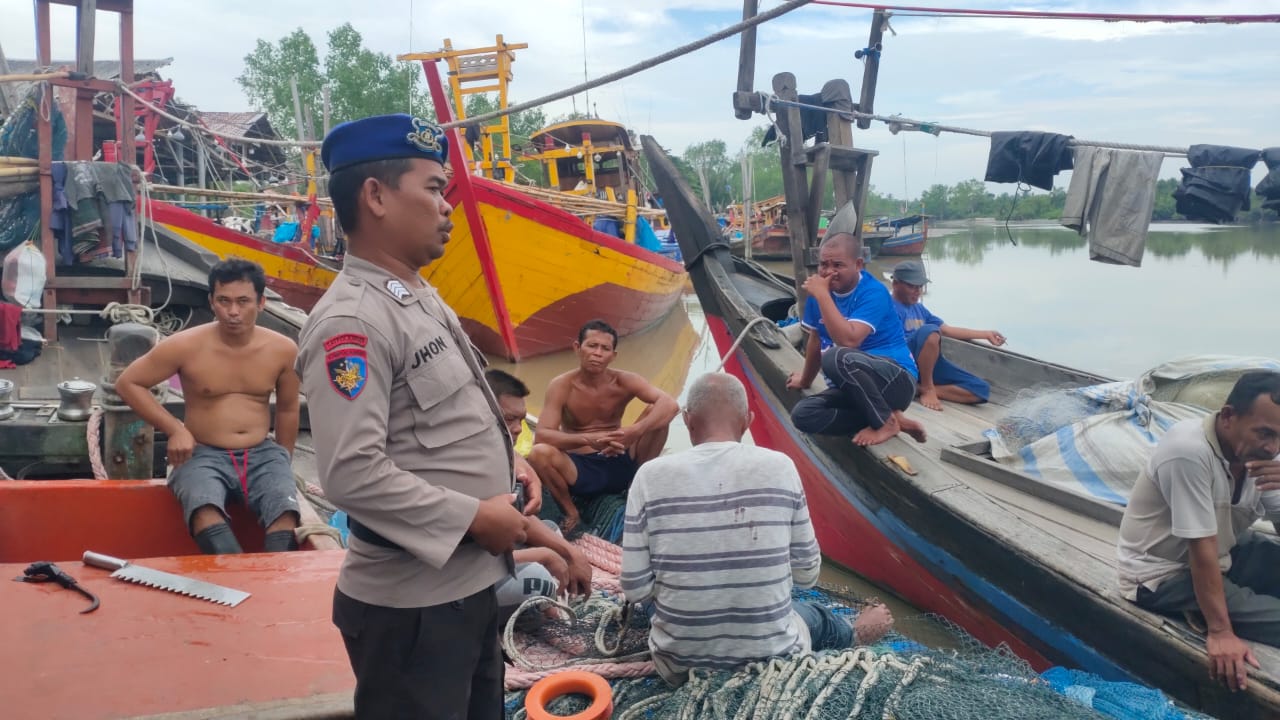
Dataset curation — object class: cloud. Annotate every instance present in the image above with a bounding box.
[1,0,1276,197]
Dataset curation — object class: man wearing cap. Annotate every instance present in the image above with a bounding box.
[296,114,528,719]
[889,261,1005,411]
[786,203,927,447]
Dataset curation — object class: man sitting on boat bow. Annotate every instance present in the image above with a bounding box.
[786,203,927,447]
[889,260,1005,411]
[115,258,302,555]
[527,319,679,533]
[1118,371,1280,692]
[622,372,893,686]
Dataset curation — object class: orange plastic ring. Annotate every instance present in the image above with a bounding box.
[524,670,614,720]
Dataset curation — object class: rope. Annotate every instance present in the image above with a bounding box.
[86,409,108,480]
[294,523,344,546]
[100,302,155,325]
[0,463,13,480]
[716,316,775,371]
[768,97,1194,157]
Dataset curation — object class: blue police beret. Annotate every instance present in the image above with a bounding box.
[320,114,450,173]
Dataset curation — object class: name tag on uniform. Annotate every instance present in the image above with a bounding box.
[411,336,450,369]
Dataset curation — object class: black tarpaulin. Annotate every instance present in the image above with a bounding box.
[762,79,855,146]
[1173,144,1261,223]
[983,131,1074,191]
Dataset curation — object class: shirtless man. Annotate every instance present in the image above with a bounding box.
[527,320,679,533]
[116,258,302,554]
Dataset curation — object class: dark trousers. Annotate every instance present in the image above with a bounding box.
[791,347,917,436]
[1136,533,1280,647]
[333,586,503,720]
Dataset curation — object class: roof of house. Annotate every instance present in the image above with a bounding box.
[198,111,272,139]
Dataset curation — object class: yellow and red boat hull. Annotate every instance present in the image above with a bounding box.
[150,181,686,361]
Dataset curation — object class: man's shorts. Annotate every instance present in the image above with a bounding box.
[569,451,638,497]
[907,325,991,402]
[168,438,299,529]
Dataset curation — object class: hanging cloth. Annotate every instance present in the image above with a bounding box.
[1172,144,1260,223]
[984,131,1074,191]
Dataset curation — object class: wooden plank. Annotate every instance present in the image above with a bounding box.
[733,0,760,120]
[856,9,887,130]
[770,72,814,296]
[76,0,97,76]
[804,144,829,248]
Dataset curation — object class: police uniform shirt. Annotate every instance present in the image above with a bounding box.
[297,254,513,608]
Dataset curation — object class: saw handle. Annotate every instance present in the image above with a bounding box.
[83,551,130,571]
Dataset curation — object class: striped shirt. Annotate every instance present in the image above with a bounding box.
[621,441,822,685]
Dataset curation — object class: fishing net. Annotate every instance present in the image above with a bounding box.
[0,84,67,253]
[536,488,628,543]
[501,538,1213,720]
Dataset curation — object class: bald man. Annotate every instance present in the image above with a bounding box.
[621,372,893,686]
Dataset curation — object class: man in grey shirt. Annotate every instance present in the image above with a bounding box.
[1118,371,1280,692]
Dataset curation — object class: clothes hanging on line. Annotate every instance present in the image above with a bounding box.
[984,131,1074,191]
[762,79,855,146]
[1172,144,1260,224]
[1061,146,1164,268]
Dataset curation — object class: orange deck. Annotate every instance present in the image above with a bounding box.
[0,551,351,719]
[0,480,351,718]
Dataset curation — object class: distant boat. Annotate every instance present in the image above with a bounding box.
[867,214,929,256]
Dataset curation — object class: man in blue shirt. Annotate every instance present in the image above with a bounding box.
[786,204,927,447]
[889,261,1005,411]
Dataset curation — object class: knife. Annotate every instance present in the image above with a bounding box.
[82,551,251,607]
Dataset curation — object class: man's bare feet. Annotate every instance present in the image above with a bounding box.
[918,386,943,411]
[851,603,894,646]
[895,412,927,444]
[852,416,901,446]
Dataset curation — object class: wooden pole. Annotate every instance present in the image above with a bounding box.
[856,9,887,130]
[289,76,307,141]
[733,0,760,120]
[0,40,15,116]
[76,0,97,76]
[771,72,813,296]
[321,85,331,136]
[741,153,753,260]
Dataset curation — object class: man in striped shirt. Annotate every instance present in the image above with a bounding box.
[621,372,893,686]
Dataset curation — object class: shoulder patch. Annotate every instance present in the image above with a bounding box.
[323,333,368,352]
[385,279,411,300]
[326,347,369,400]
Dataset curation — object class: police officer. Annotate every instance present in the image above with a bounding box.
[297,114,527,719]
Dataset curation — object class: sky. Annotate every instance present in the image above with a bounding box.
[2,0,1278,200]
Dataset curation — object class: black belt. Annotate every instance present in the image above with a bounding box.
[346,516,473,551]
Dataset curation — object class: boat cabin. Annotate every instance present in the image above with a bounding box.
[528,119,639,200]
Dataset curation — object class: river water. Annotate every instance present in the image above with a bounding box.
[486,222,1280,642]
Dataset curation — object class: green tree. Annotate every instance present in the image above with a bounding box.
[461,93,546,183]
[238,24,429,142]
[682,139,734,211]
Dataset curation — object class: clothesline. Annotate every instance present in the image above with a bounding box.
[768,97,1193,157]
[809,2,1280,24]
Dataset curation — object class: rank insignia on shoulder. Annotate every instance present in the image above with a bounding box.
[386,279,411,300]
[326,347,368,400]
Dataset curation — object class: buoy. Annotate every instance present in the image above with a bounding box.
[524,670,613,720]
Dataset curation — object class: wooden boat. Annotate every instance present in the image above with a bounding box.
[867,213,929,256]
[387,38,687,361]
[641,134,1280,718]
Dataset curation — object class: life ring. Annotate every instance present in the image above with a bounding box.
[524,670,613,720]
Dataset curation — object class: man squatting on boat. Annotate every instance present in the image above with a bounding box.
[116,259,302,554]
[1119,370,1280,692]
[785,202,929,447]
[527,319,680,533]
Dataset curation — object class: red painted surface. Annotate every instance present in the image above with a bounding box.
[423,59,521,358]
[0,551,350,719]
[877,237,927,256]
[0,480,330,563]
[708,319,1050,667]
